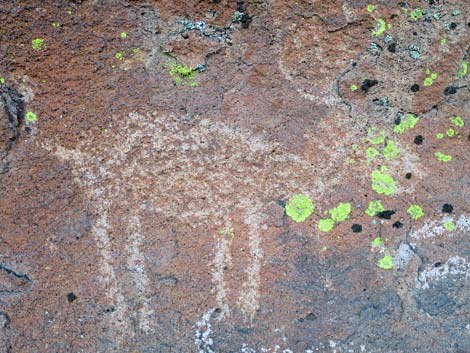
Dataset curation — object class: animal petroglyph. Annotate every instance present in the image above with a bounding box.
[42,111,356,347]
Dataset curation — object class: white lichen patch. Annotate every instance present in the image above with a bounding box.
[417,256,469,289]
[411,214,470,239]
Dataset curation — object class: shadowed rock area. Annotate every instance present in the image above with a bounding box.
[0,1,469,352]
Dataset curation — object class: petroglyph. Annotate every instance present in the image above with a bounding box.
[42,111,358,344]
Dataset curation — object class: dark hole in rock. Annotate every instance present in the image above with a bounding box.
[67,292,77,303]
[377,210,395,219]
[414,135,424,145]
[442,204,453,213]
[393,221,403,228]
[361,79,378,93]
[352,224,362,233]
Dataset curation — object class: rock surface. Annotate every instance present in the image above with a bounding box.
[0,1,470,352]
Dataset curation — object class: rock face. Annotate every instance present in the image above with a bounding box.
[0,1,469,352]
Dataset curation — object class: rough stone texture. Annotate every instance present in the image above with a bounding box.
[0,1,470,352]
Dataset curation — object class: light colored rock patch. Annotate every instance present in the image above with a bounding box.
[417,256,469,289]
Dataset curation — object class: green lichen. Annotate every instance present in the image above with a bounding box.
[366,200,385,217]
[350,84,358,91]
[446,128,455,137]
[115,51,124,60]
[441,38,447,46]
[451,116,464,127]
[0,77,4,84]
[132,48,140,54]
[423,70,438,86]
[120,31,127,39]
[286,194,314,223]
[410,8,424,21]
[372,18,387,36]
[378,255,393,270]
[25,111,37,123]
[435,151,452,162]
[371,168,396,196]
[328,202,351,222]
[436,133,444,139]
[52,22,61,28]
[371,237,384,247]
[367,127,386,144]
[366,147,380,160]
[423,77,433,86]
[318,218,334,232]
[383,140,399,159]
[32,38,45,50]
[393,114,419,134]
[218,227,234,239]
[457,61,468,78]
[169,63,198,87]
[407,204,424,220]
[443,220,456,231]
[367,4,376,12]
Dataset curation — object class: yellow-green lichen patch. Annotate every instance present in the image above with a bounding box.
[371,168,396,196]
[423,69,438,87]
[318,218,334,232]
[371,237,384,248]
[120,31,127,39]
[169,63,198,87]
[383,140,399,159]
[286,194,314,223]
[407,204,424,220]
[132,48,140,54]
[367,4,376,12]
[0,77,5,84]
[52,22,61,28]
[372,18,387,36]
[435,151,452,162]
[436,133,444,139]
[350,84,358,91]
[366,147,380,160]
[393,114,419,134]
[367,127,386,144]
[366,200,385,216]
[25,111,37,123]
[446,128,455,137]
[218,227,234,239]
[457,61,468,78]
[378,255,393,269]
[451,116,464,127]
[443,220,455,231]
[441,38,447,46]
[328,202,352,222]
[115,51,124,60]
[32,38,45,50]
[410,8,424,21]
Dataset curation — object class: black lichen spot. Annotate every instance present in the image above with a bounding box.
[405,173,412,179]
[394,116,401,125]
[393,221,403,228]
[67,292,77,303]
[414,135,424,145]
[305,312,317,321]
[444,86,458,95]
[434,262,442,268]
[361,79,378,93]
[377,210,395,219]
[449,22,457,30]
[277,199,286,208]
[442,204,453,213]
[388,43,396,53]
[411,84,420,92]
[352,224,362,233]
